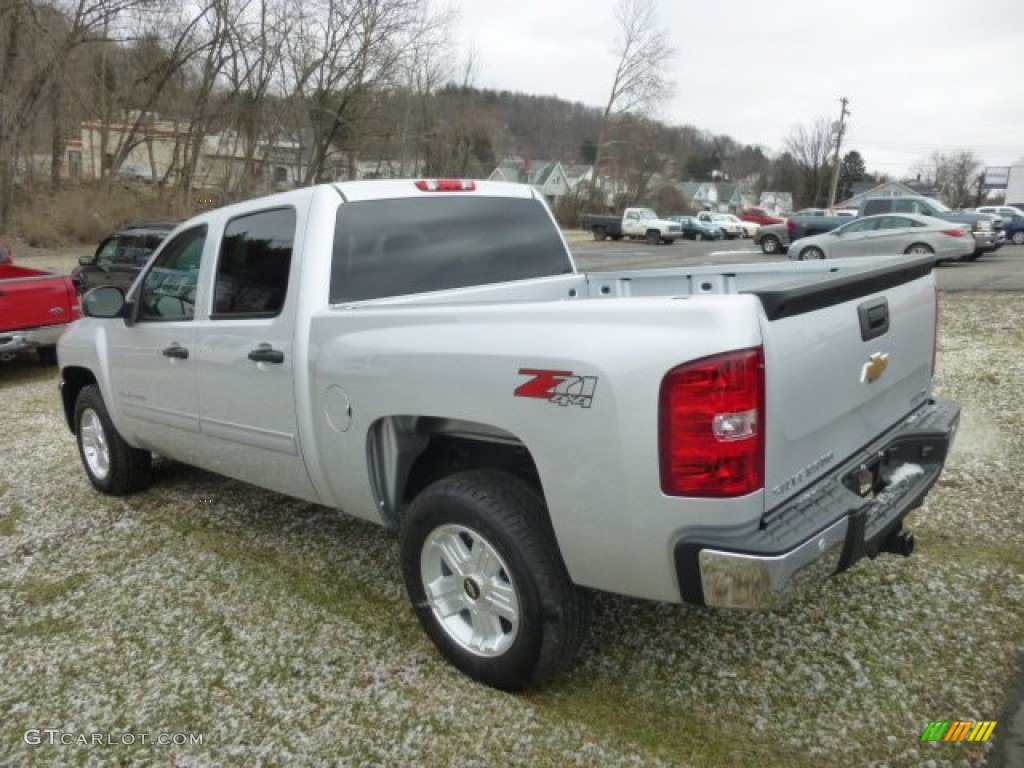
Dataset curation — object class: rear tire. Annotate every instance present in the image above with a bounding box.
[695,232,704,241]
[761,235,781,254]
[74,385,152,495]
[1012,231,1024,245]
[592,226,607,242]
[904,243,934,255]
[400,469,588,691]
[798,246,826,260]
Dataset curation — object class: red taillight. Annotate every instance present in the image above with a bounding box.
[939,228,967,238]
[414,179,477,192]
[659,347,765,497]
[786,219,795,238]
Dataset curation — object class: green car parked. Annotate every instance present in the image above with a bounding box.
[667,215,724,241]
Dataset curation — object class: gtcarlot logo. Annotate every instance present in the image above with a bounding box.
[24,729,204,747]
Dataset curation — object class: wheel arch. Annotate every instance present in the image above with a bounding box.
[366,415,546,530]
[60,366,99,433]
[904,242,934,254]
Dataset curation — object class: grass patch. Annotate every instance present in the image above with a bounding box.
[160,520,417,642]
[920,538,1024,570]
[0,506,24,536]
[9,616,81,639]
[532,678,811,768]
[17,572,93,608]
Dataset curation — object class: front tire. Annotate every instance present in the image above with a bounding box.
[74,385,152,495]
[1012,231,1024,245]
[645,230,660,246]
[695,232,704,241]
[400,470,588,691]
[798,246,826,260]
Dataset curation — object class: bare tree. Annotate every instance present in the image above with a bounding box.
[923,150,982,208]
[0,0,157,230]
[615,116,664,207]
[389,1,457,177]
[221,0,291,196]
[594,0,674,169]
[276,0,439,185]
[783,117,834,208]
[102,5,224,185]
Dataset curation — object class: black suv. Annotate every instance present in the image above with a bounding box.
[72,220,179,293]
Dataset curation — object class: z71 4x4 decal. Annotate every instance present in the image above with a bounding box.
[515,368,598,409]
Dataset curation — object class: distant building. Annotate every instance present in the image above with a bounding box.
[758,192,793,214]
[488,158,571,205]
[836,181,938,209]
[1003,157,1024,203]
[680,181,750,212]
[60,117,309,191]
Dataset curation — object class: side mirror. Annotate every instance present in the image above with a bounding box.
[82,286,127,319]
[78,254,95,266]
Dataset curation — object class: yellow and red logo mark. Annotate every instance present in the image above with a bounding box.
[920,720,996,742]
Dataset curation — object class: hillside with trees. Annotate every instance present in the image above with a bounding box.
[1,0,985,242]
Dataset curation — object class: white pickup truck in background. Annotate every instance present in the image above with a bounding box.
[58,179,959,690]
[579,207,682,243]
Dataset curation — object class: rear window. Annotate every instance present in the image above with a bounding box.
[329,196,572,303]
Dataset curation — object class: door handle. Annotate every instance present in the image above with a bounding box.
[162,344,188,359]
[248,345,284,364]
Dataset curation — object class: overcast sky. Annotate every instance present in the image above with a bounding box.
[449,0,1024,179]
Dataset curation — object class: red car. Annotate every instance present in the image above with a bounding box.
[740,207,785,227]
[0,241,81,364]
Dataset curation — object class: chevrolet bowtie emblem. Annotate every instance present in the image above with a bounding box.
[861,352,889,384]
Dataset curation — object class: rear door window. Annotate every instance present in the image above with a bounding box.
[212,207,295,319]
[330,196,571,303]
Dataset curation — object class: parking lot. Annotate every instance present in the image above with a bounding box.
[569,235,1024,292]
[2,243,1023,767]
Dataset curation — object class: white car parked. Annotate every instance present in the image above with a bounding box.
[975,205,1024,218]
[720,213,758,238]
[696,211,744,239]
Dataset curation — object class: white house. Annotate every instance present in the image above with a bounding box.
[488,159,571,204]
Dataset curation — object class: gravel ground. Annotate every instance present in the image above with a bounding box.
[1,282,1022,767]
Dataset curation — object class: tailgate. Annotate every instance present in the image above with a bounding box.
[752,257,937,510]
[0,269,76,332]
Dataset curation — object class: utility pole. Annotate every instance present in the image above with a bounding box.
[827,96,851,208]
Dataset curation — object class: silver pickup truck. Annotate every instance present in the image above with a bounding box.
[58,179,959,690]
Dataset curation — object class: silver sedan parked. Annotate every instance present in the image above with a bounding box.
[788,213,975,263]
